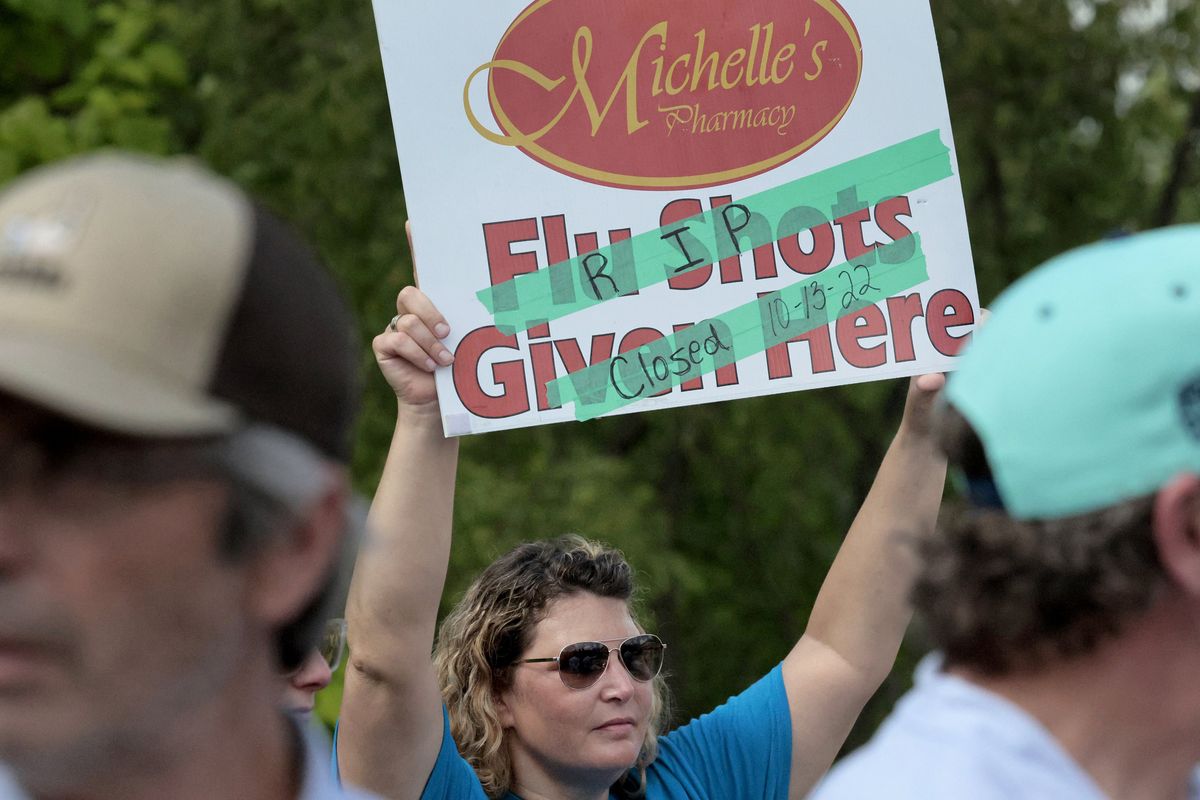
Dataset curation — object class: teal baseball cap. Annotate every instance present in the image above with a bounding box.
[945,225,1200,519]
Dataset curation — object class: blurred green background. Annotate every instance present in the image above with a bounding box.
[5,0,1199,751]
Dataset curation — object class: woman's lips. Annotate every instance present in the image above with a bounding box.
[595,717,636,733]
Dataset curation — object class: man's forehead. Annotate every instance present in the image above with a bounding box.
[0,392,208,445]
[0,392,229,495]
[0,394,60,439]
[0,395,113,448]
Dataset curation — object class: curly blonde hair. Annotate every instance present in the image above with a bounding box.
[433,535,670,798]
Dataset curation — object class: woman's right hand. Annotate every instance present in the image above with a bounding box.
[373,285,454,411]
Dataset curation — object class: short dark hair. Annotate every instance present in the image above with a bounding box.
[912,404,1165,675]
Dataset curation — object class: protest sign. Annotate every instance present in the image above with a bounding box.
[372,0,979,435]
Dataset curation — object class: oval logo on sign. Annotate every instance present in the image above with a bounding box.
[464,0,863,190]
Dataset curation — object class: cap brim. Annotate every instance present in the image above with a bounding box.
[0,330,239,437]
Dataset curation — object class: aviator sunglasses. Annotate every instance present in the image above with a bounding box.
[319,618,348,672]
[285,618,347,679]
[286,618,348,681]
[518,633,666,689]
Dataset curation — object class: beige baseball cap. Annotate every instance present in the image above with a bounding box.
[0,152,358,460]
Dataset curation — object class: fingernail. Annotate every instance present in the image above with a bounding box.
[436,348,454,365]
[424,358,437,371]
[435,323,450,338]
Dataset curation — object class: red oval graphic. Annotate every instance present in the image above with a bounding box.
[464,0,863,190]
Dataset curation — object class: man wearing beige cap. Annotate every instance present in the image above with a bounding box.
[0,154,377,799]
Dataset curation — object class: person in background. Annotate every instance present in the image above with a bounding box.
[335,266,951,800]
[0,154,376,800]
[283,617,348,719]
[812,226,1200,799]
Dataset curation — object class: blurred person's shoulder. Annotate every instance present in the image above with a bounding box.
[810,655,1107,800]
[299,721,385,800]
[0,764,26,800]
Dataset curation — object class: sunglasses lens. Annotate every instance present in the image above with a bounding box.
[558,641,610,689]
[620,634,664,682]
[320,619,347,671]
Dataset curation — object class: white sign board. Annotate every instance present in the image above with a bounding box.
[373,0,979,435]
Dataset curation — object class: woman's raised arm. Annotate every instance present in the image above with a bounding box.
[337,276,460,800]
[781,374,948,798]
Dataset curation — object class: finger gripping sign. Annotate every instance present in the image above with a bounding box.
[373,0,979,435]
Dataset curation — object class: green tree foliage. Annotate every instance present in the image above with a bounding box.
[0,0,188,178]
[935,0,1200,297]
[3,0,1199,748]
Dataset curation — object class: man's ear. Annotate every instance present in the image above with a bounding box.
[1153,473,1200,596]
[247,467,349,626]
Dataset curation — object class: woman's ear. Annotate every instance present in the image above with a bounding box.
[494,686,515,728]
[1153,474,1200,596]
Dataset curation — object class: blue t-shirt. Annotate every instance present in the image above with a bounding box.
[335,664,791,800]
[811,655,1200,800]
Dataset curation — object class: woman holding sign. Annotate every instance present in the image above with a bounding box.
[336,280,947,800]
